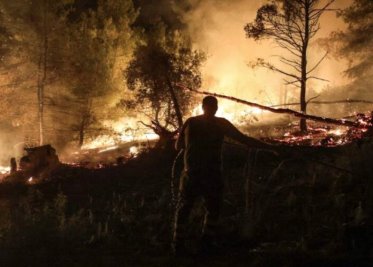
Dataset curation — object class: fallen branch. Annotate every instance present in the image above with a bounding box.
[176,84,361,128]
[271,99,373,107]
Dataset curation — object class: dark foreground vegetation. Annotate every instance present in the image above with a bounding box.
[0,140,372,267]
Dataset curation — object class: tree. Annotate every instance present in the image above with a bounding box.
[0,0,138,149]
[50,0,138,147]
[125,28,205,145]
[244,0,335,132]
[0,0,72,146]
[331,0,373,81]
[329,0,373,230]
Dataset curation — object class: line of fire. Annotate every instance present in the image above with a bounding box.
[0,0,372,266]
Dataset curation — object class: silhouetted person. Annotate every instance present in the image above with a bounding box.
[173,96,276,255]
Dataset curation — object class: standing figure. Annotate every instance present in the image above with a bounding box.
[173,96,277,255]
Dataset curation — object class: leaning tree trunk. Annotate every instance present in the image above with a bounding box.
[166,76,183,129]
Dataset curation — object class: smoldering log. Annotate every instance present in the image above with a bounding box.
[177,84,363,128]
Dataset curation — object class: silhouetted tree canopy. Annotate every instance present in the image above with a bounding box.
[333,0,373,78]
[125,30,205,136]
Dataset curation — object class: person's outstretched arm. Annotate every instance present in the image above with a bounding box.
[221,118,275,150]
[175,119,189,151]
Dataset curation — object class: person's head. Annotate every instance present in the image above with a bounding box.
[202,96,218,117]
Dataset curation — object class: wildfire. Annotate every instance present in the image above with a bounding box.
[81,135,117,150]
[129,146,139,156]
[328,128,345,136]
[273,112,372,147]
[72,116,158,152]
[0,166,10,181]
[0,166,10,175]
[192,101,267,125]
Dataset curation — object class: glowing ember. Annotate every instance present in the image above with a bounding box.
[28,177,33,183]
[269,112,373,147]
[328,128,345,136]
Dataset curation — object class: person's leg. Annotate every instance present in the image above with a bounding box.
[172,172,198,253]
[201,172,223,250]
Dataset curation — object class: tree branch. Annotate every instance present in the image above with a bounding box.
[257,60,301,80]
[310,0,336,19]
[306,94,320,104]
[308,76,330,82]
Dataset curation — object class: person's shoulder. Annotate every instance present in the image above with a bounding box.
[187,115,203,122]
[183,115,201,126]
[215,116,230,125]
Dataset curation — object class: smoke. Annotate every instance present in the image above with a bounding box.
[182,0,280,101]
[0,128,24,165]
[176,0,360,119]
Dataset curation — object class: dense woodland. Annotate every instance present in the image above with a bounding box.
[0,0,372,266]
[0,0,372,152]
[0,0,204,158]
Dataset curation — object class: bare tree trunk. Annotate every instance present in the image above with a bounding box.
[300,1,310,133]
[38,0,48,145]
[78,119,85,148]
[78,99,92,148]
[37,54,44,145]
[300,81,307,132]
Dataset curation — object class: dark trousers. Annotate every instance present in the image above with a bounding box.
[173,169,223,246]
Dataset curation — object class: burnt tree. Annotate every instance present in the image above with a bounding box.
[245,0,335,132]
